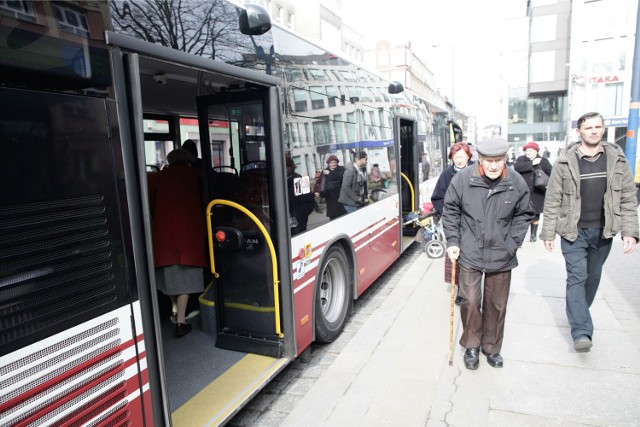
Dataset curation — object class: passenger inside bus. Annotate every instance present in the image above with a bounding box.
[147,148,207,338]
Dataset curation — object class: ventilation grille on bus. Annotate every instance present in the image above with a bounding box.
[0,317,133,426]
[0,194,120,351]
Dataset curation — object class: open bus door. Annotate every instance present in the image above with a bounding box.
[395,117,420,250]
[196,88,294,358]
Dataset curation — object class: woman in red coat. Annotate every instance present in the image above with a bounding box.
[148,148,207,337]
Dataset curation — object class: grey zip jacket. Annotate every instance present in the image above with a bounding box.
[442,164,534,272]
[540,142,639,243]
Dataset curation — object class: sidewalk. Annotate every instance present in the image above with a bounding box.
[281,235,640,426]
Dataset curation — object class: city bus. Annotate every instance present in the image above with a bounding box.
[0,1,448,425]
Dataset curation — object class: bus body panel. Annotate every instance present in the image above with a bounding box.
[0,303,148,426]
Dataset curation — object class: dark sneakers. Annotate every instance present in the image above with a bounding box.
[481,349,504,368]
[464,347,480,370]
[175,323,192,338]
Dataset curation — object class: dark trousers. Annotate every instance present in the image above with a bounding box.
[458,264,511,354]
[560,228,613,340]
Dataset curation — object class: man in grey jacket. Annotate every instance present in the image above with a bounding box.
[442,138,533,370]
[541,111,638,353]
[338,150,368,213]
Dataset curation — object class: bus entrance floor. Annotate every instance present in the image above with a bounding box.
[231,218,640,426]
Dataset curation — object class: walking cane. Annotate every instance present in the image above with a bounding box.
[448,258,457,366]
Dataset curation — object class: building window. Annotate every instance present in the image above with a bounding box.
[53,3,89,37]
[326,86,337,107]
[312,118,331,145]
[286,11,294,29]
[530,15,557,43]
[292,88,308,112]
[0,0,37,22]
[530,51,555,83]
[275,5,283,22]
[308,69,328,81]
[309,86,325,110]
[601,82,623,116]
[532,96,560,123]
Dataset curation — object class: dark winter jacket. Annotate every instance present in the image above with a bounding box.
[540,142,639,242]
[319,165,347,219]
[442,164,534,272]
[514,155,552,214]
[431,162,474,215]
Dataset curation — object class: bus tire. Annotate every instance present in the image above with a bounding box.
[315,245,352,343]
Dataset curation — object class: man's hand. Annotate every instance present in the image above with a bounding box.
[544,240,554,252]
[446,246,460,261]
[622,236,637,254]
[532,158,541,166]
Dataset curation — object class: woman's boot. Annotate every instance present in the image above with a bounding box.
[529,223,538,242]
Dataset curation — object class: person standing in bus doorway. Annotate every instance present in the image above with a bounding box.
[148,148,207,338]
[442,138,533,369]
[431,142,473,306]
[514,141,552,242]
[541,112,638,352]
[315,155,347,220]
[339,150,368,213]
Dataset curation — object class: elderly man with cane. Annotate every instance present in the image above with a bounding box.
[441,138,533,369]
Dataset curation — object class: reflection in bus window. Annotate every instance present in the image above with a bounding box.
[293,88,307,112]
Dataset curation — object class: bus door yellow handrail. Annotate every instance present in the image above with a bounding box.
[206,199,283,338]
[400,172,415,212]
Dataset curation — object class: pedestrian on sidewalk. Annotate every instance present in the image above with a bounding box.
[442,138,533,370]
[514,141,552,242]
[431,141,474,306]
[540,111,638,353]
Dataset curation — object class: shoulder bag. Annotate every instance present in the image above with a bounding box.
[533,166,549,191]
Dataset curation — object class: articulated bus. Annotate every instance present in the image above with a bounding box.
[0,1,450,425]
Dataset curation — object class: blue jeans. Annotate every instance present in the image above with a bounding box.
[342,204,358,214]
[560,228,612,340]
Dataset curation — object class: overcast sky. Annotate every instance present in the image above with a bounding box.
[341,0,524,125]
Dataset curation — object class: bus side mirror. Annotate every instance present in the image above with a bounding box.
[239,4,272,35]
[388,81,404,94]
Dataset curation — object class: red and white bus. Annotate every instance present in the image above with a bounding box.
[0,1,449,425]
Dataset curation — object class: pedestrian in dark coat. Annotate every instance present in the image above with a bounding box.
[442,138,533,370]
[286,156,315,235]
[514,141,552,242]
[431,142,473,216]
[315,155,347,220]
[431,142,473,306]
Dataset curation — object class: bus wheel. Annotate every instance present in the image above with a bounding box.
[315,245,352,343]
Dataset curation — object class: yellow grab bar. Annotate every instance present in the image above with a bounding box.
[400,172,415,212]
[205,199,283,338]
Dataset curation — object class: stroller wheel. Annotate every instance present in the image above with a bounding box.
[425,240,445,258]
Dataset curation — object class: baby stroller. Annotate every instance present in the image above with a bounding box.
[403,203,446,258]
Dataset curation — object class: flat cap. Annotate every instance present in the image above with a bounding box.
[476,138,509,156]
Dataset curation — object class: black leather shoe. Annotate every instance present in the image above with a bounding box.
[175,323,192,338]
[454,296,465,306]
[464,347,480,370]
[481,349,503,368]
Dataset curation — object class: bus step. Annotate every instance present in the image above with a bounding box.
[216,332,284,358]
